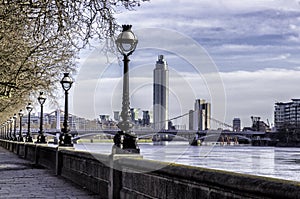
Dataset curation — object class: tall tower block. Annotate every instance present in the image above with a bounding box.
[193,99,211,131]
[153,55,169,130]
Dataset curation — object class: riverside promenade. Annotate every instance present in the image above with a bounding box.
[0,146,97,198]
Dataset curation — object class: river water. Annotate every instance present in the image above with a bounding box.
[74,141,300,182]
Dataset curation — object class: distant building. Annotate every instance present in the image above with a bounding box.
[233,118,241,132]
[99,115,110,123]
[153,55,169,130]
[113,111,120,122]
[193,99,211,131]
[188,110,194,130]
[130,108,139,124]
[275,99,300,130]
[142,110,150,126]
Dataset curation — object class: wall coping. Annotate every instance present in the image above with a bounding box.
[116,157,300,198]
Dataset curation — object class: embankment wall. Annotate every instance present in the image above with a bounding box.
[1,140,299,199]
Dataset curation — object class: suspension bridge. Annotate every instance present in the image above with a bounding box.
[25,109,270,145]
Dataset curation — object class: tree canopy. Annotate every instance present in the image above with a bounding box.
[0,0,145,121]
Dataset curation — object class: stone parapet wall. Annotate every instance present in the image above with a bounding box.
[1,139,299,199]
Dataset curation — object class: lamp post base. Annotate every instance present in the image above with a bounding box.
[25,136,33,142]
[113,131,140,154]
[59,133,73,147]
[36,134,47,143]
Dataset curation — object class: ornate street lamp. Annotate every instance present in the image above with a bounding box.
[59,73,73,146]
[0,123,2,139]
[0,124,2,139]
[113,24,139,154]
[13,114,17,141]
[9,117,13,140]
[5,120,10,140]
[5,121,9,140]
[1,123,4,139]
[37,92,47,143]
[25,103,33,142]
[18,109,24,142]
[2,123,5,139]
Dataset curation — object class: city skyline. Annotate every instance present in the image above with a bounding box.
[66,1,300,128]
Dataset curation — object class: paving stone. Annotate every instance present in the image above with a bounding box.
[0,147,98,198]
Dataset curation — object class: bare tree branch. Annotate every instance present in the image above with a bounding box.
[0,0,147,121]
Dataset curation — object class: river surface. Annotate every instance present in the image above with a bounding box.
[74,142,300,182]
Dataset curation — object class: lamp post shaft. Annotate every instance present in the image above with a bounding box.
[7,123,9,140]
[28,112,30,135]
[113,54,139,154]
[63,90,69,131]
[13,118,17,141]
[37,104,46,143]
[119,54,132,133]
[40,104,43,134]
[59,88,73,146]
[9,122,11,140]
[19,116,23,142]
[26,112,33,142]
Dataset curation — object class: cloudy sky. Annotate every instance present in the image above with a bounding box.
[69,0,300,128]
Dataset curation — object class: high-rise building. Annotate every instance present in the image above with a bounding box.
[142,110,150,126]
[193,99,211,131]
[274,99,300,130]
[113,111,120,122]
[130,108,139,123]
[233,118,241,132]
[153,55,169,130]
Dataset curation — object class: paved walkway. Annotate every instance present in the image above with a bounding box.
[0,147,98,198]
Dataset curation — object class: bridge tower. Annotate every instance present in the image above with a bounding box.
[56,109,61,131]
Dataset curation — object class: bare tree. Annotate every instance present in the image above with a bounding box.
[0,0,146,121]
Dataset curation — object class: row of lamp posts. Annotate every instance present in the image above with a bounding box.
[1,25,139,153]
[0,73,73,147]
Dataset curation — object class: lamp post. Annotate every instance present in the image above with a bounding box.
[0,124,2,139]
[5,121,9,140]
[1,123,3,139]
[37,92,47,143]
[26,103,33,142]
[2,123,5,139]
[9,117,13,140]
[13,114,17,141]
[59,73,73,146]
[18,109,24,142]
[113,24,139,154]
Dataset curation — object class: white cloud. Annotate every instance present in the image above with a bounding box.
[220,68,300,127]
